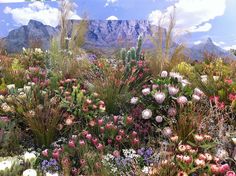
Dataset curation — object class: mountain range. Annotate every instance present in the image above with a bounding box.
[0,19,235,60]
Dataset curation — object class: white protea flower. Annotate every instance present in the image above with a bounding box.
[201,75,208,83]
[177,96,188,105]
[23,169,37,176]
[155,116,163,123]
[24,85,31,93]
[1,103,11,112]
[194,88,204,96]
[142,109,152,119]
[169,72,183,81]
[0,160,13,171]
[168,86,179,96]
[181,79,190,87]
[130,97,139,104]
[142,166,151,174]
[6,84,15,90]
[0,95,4,100]
[142,88,150,96]
[23,151,37,162]
[232,138,236,145]
[161,71,168,78]
[154,92,166,104]
[213,76,219,81]
[168,107,177,117]
[162,127,172,137]
[35,48,43,54]
[192,94,201,102]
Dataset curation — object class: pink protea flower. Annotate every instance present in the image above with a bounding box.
[168,86,179,95]
[92,137,98,145]
[168,107,177,117]
[131,131,137,137]
[154,92,166,104]
[132,138,140,145]
[80,159,86,166]
[85,133,92,140]
[113,150,120,157]
[126,116,133,124]
[119,129,125,136]
[205,153,213,161]
[98,118,103,126]
[68,140,76,148]
[42,149,48,157]
[52,150,60,160]
[162,127,172,137]
[219,164,230,173]
[115,135,122,142]
[209,96,219,104]
[225,171,236,176]
[229,93,236,101]
[177,96,188,105]
[96,143,104,151]
[225,79,233,84]
[79,140,85,146]
[198,153,207,161]
[155,115,163,123]
[210,164,220,174]
[142,88,150,96]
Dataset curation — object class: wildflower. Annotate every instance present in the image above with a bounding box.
[65,118,73,125]
[181,79,189,87]
[205,153,213,161]
[99,104,106,112]
[79,140,85,146]
[42,149,48,157]
[45,172,59,176]
[113,150,120,157]
[161,71,168,78]
[210,164,220,174]
[177,96,188,105]
[192,94,201,102]
[201,75,208,83]
[178,145,186,152]
[132,138,140,145]
[225,79,233,84]
[203,134,212,141]
[6,84,15,90]
[35,48,43,54]
[22,169,37,176]
[229,93,236,101]
[220,164,230,173]
[98,118,103,126]
[142,109,152,119]
[142,88,150,96]
[155,115,163,123]
[80,159,86,166]
[1,103,11,112]
[213,75,219,81]
[194,134,204,142]
[169,72,183,81]
[170,135,178,143]
[68,140,76,148]
[177,171,188,176]
[198,153,207,160]
[96,143,104,151]
[154,92,166,104]
[92,137,98,145]
[131,131,137,137]
[126,116,133,124]
[209,96,219,104]
[162,127,172,137]
[232,137,236,145]
[113,115,119,123]
[183,155,192,164]
[168,107,177,117]
[115,135,122,142]
[168,86,179,95]
[86,99,92,104]
[194,88,204,96]
[194,159,205,167]
[86,134,92,140]
[23,151,37,162]
[216,148,229,160]
[225,171,236,176]
[130,97,139,104]
[0,160,13,171]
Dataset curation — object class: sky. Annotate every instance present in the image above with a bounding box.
[0,0,236,50]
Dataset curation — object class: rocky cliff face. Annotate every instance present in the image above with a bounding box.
[1,19,235,60]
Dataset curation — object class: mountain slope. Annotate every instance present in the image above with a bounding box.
[1,19,235,60]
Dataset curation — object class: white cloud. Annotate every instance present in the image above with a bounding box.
[194,40,202,45]
[3,1,81,27]
[213,41,225,46]
[148,0,226,34]
[106,15,119,20]
[105,0,118,7]
[224,45,236,51]
[0,0,24,3]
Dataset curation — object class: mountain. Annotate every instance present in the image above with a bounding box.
[187,38,235,60]
[1,19,235,60]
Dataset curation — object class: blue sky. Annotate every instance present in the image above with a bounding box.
[0,0,236,50]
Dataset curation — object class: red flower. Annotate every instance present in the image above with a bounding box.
[229,93,236,101]
[209,96,219,104]
[225,79,233,84]
[225,171,236,176]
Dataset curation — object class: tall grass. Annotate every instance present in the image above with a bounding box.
[146,8,186,77]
